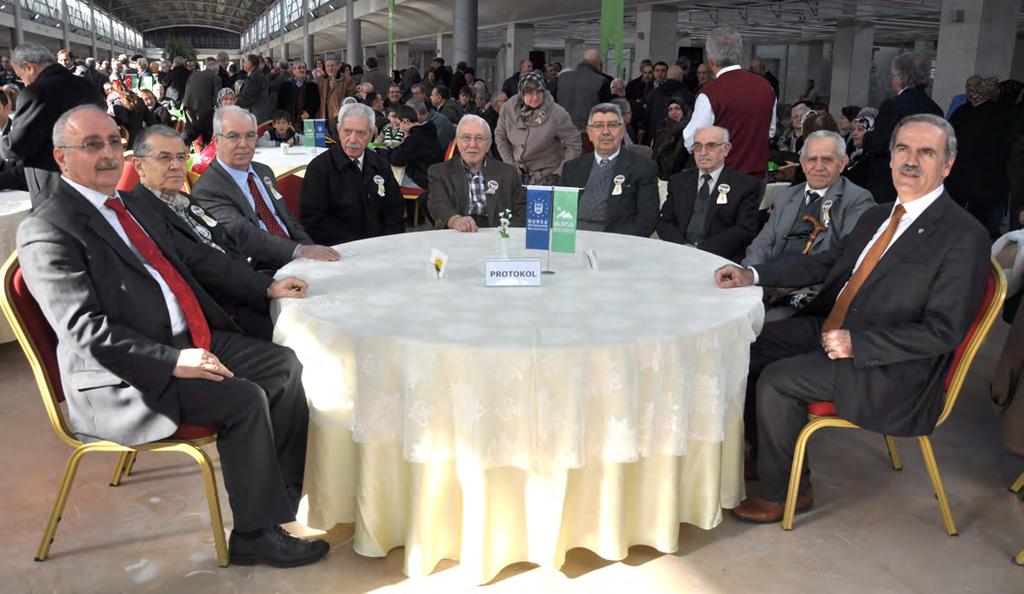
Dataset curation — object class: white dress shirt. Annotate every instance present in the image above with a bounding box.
[683,64,778,151]
[66,176,188,335]
[696,164,725,194]
[593,148,621,167]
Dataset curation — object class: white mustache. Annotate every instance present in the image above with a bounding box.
[900,164,923,176]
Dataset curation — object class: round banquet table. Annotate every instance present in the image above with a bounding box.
[272,228,764,583]
[253,146,328,177]
[0,191,32,343]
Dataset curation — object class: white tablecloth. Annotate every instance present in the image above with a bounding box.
[272,228,764,581]
[253,146,328,177]
[0,191,31,343]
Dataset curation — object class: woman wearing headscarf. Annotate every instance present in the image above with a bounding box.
[842,107,877,189]
[947,77,1011,237]
[650,97,690,179]
[494,71,581,184]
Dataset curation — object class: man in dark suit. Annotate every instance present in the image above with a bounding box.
[714,114,990,523]
[300,103,404,245]
[18,105,329,567]
[859,52,943,204]
[557,49,613,130]
[182,58,220,125]
[191,106,339,270]
[160,56,191,108]
[658,125,759,261]
[428,114,526,230]
[562,103,659,237]
[128,125,276,340]
[388,103,444,191]
[0,42,103,207]
[276,61,320,128]
[236,54,272,123]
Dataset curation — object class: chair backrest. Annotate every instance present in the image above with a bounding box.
[937,257,1007,427]
[275,166,306,219]
[444,138,458,162]
[117,151,139,192]
[0,253,78,447]
[256,120,273,138]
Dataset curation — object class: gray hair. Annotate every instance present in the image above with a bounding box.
[52,104,110,147]
[133,125,184,157]
[84,57,96,68]
[889,113,957,163]
[474,89,491,103]
[406,98,429,118]
[172,56,185,67]
[455,114,492,139]
[799,130,845,158]
[587,102,623,125]
[136,58,148,68]
[216,52,229,62]
[890,52,930,90]
[705,25,743,68]
[610,97,631,115]
[337,102,376,131]
[204,57,219,72]
[695,125,730,144]
[212,105,257,137]
[12,42,54,68]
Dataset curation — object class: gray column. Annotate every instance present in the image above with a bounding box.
[279,2,288,61]
[347,0,361,67]
[635,4,677,63]
[393,42,410,70]
[303,0,312,67]
[783,42,825,104]
[564,38,584,69]
[90,6,98,58]
[829,20,874,115]
[61,0,70,50]
[12,0,24,47]
[453,0,477,68]
[504,24,533,76]
[933,0,1017,109]
[436,33,453,61]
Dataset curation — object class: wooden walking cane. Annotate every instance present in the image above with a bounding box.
[801,214,827,255]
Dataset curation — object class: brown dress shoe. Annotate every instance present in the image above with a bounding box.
[732,490,813,524]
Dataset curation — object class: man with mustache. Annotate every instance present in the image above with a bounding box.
[191,105,339,270]
[657,125,760,261]
[427,115,525,231]
[299,102,404,245]
[561,103,659,237]
[714,114,991,523]
[17,105,329,567]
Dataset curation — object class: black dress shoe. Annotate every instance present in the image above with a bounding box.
[229,526,330,568]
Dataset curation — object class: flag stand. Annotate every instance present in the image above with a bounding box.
[543,244,554,275]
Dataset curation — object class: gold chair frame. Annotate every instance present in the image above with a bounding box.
[1012,472,1024,565]
[781,258,1007,535]
[0,253,228,566]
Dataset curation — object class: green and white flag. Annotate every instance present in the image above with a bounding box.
[550,186,579,254]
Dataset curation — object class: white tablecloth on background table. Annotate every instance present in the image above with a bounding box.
[253,146,328,177]
[0,191,31,343]
[272,228,764,582]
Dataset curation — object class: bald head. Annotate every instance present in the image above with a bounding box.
[582,48,601,67]
[749,58,765,74]
[667,65,684,81]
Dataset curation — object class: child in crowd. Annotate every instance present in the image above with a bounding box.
[258,109,304,147]
[376,106,405,148]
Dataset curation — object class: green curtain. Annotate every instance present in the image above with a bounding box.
[599,0,625,78]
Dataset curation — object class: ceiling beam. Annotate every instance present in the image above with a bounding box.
[139,18,247,33]
[109,1,261,18]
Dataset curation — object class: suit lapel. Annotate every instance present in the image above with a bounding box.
[704,169,728,236]
[82,201,151,277]
[860,196,947,291]
[676,170,697,229]
[211,160,260,226]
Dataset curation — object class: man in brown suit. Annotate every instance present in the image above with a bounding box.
[317,58,355,140]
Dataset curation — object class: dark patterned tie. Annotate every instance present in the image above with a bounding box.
[247,172,288,238]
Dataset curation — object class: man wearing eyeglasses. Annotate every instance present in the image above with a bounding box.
[191,106,339,270]
[560,103,659,237]
[17,105,330,567]
[657,125,760,261]
[427,115,525,232]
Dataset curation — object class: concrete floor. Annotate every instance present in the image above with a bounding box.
[3,323,1024,594]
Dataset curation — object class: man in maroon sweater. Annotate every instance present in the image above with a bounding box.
[683,26,777,179]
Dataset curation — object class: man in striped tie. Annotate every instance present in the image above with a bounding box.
[712,114,990,523]
[17,105,329,567]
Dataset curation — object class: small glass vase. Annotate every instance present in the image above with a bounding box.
[499,235,510,258]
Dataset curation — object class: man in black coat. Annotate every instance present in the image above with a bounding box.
[557,49,613,130]
[859,52,943,204]
[387,104,444,191]
[715,114,990,523]
[19,105,329,567]
[658,125,759,261]
[300,104,404,246]
[646,65,694,136]
[161,57,192,108]
[236,54,272,123]
[0,42,103,207]
[276,61,320,128]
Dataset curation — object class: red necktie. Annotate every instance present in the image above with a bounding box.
[104,197,212,351]
[247,172,288,238]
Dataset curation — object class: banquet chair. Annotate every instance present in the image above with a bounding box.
[781,258,1006,534]
[275,166,306,219]
[0,253,229,567]
[444,138,458,161]
[116,151,139,192]
[1012,472,1024,565]
[256,119,273,138]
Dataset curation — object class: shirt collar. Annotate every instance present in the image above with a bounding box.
[594,148,621,166]
[896,184,945,219]
[141,182,182,206]
[461,156,486,175]
[716,65,743,78]
[63,176,118,209]
[805,182,833,198]
[217,156,257,183]
[698,164,725,188]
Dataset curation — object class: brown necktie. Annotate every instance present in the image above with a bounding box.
[821,203,906,332]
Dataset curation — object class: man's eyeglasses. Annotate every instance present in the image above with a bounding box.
[692,142,725,152]
[56,138,124,153]
[457,134,489,145]
[588,122,623,131]
[217,132,259,143]
[138,152,188,165]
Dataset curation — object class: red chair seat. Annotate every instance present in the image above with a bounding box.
[171,424,216,440]
[807,402,837,417]
[276,174,303,219]
[117,160,140,192]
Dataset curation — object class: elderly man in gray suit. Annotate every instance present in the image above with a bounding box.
[191,106,339,270]
[743,130,875,321]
